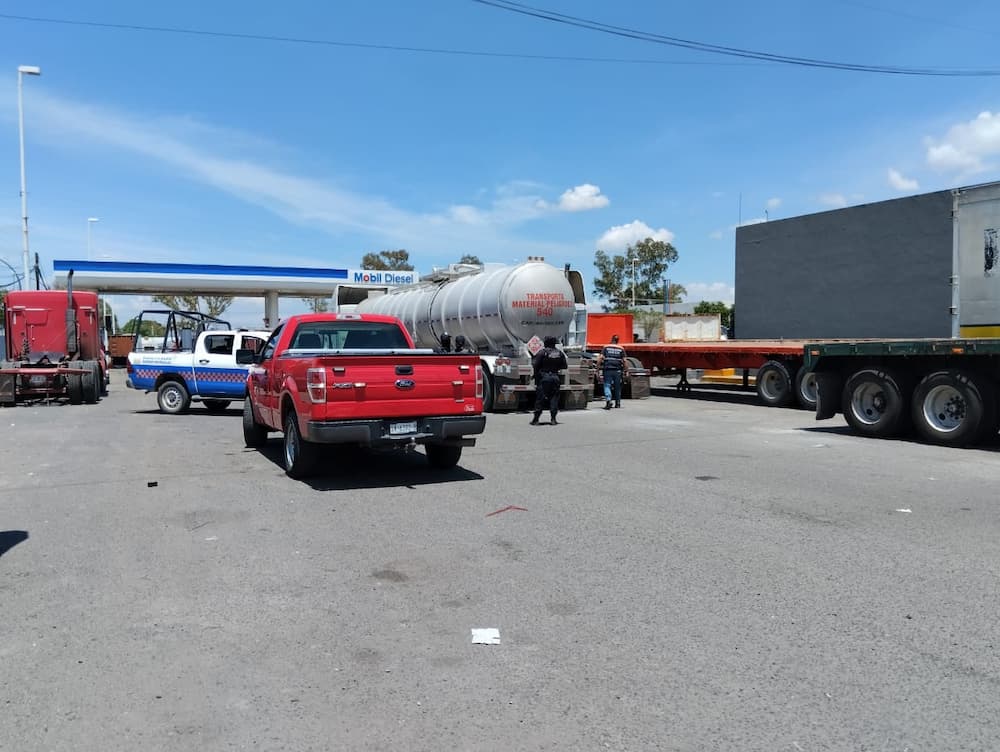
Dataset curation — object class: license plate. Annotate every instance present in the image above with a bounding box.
[390,420,417,435]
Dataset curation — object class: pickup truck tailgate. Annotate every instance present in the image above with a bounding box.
[299,354,481,419]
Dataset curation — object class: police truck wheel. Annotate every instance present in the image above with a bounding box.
[911,370,994,447]
[157,381,191,415]
[756,360,795,407]
[426,443,462,469]
[842,368,910,438]
[203,399,231,413]
[283,410,317,478]
[243,399,269,447]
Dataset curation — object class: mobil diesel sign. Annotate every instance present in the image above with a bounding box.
[353,270,416,285]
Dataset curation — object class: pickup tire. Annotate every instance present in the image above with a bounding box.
[756,360,795,407]
[283,410,318,479]
[425,443,462,469]
[243,399,269,447]
[842,368,910,438]
[911,370,995,447]
[157,380,191,415]
[203,399,231,413]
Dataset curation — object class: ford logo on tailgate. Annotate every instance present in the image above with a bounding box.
[395,379,415,390]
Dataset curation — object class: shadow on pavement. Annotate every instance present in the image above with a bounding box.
[254,441,484,491]
[649,384,764,408]
[0,530,29,558]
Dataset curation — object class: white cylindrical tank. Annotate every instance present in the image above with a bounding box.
[355,261,576,351]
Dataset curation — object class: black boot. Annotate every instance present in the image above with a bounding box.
[549,412,559,425]
[530,411,541,425]
[615,401,621,408]
[603,401,612,410]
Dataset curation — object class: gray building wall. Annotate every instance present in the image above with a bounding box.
[735,190,954,339]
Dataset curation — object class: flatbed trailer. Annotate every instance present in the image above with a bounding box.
[623,340,818,409]
[805,338,1000,447]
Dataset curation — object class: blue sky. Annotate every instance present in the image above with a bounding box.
[2,0,1000,326]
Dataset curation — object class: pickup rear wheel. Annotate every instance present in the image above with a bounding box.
[157,380,191,415]
[242,399,269,447]
[283,410,318,479]
[425,443,462,469]
[203,399,231,413]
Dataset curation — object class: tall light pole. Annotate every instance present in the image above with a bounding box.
[630,254,637,308]
[87,217,99,260]
[17,65,41,285]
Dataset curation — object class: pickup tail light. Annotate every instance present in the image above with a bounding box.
[475,364,484,400]
[306,367,327,403]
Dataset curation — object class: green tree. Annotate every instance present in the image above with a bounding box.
[301,297,330,313]
[361,249,414,270]
[121,317,166,336]
[593,237,679,310]
[152,294,234,318]
[693,300,734,329]
[458,254,482,265]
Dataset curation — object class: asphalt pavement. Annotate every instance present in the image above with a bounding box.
[2,377,999,751]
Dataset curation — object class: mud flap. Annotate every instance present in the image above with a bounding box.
[815,372,843,420]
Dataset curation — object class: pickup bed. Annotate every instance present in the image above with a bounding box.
[127,328,271,413]
[239,313,486,478]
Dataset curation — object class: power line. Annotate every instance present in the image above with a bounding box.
[470,0,1000,76]
[0,12,762,67]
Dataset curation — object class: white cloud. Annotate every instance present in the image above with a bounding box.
[682,282,735,305]
[766,197,782,210]
[887,168,919,192]
[17,92,582,260]
[557,183,609,212]
[708,229,724,240]
[597,220,674,251]
[818,193,848,208]
[925,111,1000,174]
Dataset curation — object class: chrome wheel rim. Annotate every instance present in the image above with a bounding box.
[799,372,818,404]
[285,423,298,468]
[850,382,888,425]
[759,370,784,400]
[921,384,965,433]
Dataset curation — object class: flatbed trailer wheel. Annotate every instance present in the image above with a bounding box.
[911,370,996,447]
[283,410,317,478]
[842,368,911,438]
[794,368,818,411]
[756,360,795,407]
[157,380,191,415]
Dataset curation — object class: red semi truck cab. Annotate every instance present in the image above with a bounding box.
[240,312,487,478]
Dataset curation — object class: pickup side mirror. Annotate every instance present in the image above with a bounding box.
[235,349,258,365]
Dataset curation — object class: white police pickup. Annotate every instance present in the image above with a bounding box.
[126,329,271,414]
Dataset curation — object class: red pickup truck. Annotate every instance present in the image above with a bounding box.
[238,313,487,478]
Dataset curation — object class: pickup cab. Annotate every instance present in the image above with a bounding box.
[127,328,271,414]
[239,313,486,478]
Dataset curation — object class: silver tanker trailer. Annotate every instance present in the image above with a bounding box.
[350,259,590,412]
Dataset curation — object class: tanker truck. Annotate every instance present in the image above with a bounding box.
[348,259,591,412]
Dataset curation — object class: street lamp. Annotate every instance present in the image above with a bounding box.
[87,217,100,260]
[17,64,41,285]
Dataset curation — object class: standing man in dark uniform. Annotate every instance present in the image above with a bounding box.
[531,335,568,425]
[600,334,627,410]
